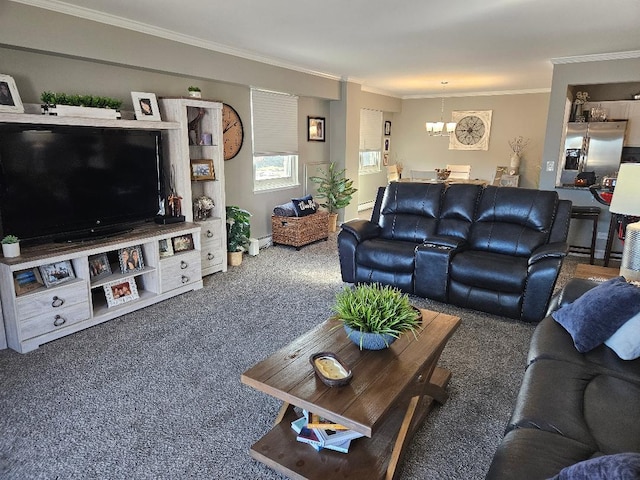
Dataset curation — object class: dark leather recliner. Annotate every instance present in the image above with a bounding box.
[338,182,571,322]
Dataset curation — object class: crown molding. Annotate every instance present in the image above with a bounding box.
[402,88,550,100]
[8,0,342,82]
[552,50,640,64]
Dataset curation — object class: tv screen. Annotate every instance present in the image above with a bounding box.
[0,124,164,244]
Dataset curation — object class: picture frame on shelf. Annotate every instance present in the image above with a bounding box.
[492,166,509,186]
[103,277,139,308]
[384,121,391,136]
[131,91,161,121]
[159,238,174,258]
[13,269,43,296]
[500,174,520,187]
[190,159,215,181]
[88,253,112,279]
[0,74,24,113]
[118,245,145,274]
[172,233,194,253]
[308,116,325,142]
[39,261,76,288]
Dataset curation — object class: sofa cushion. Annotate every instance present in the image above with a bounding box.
[379,182,443,242]
[552,277,640,353]
[356,239,417,273]
[436,183,482,240]
[550,453,640,480]
[291,194,317,216]
[469,186,558,256]
[450,250,528,292]
[605,311,640,360]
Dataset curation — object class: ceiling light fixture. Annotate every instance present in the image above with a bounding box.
[426,81,456,136]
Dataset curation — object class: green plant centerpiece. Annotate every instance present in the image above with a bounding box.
[226,206,251,266]
[309,162,357,232]
[332,283,422,350]
[40,91,122,110]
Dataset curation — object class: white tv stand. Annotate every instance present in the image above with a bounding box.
[0,222,202,353]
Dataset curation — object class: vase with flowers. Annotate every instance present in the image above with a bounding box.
[508,136,531,175]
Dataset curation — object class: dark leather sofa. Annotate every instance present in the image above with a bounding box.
[338,182,572,322]
[486,279,640,479]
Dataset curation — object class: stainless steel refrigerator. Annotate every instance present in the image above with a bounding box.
[558,121,627,186]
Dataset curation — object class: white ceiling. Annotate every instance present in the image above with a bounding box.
[16,0,640,98]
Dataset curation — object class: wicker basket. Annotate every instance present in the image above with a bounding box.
[271,211,329,250]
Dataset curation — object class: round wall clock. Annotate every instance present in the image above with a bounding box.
[449,110,492,151]
[222,103,244,160]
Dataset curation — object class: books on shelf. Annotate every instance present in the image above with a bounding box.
[291,409,364,454]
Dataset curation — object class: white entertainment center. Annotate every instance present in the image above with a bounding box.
[0,99,226,353]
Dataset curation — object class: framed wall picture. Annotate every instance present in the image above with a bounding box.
[118,245,145,274]
[0,74,24,113]
[308,116,325,142]
[159,238,174,258]
[13,269,43,296]
[383,137,391,153]
[172,233,194,253]
[39,261,76,288]
[88,253,112,279]
[384,121,391,136]
[103,277,139,308]
[131,91,161,121]
[190,159,215,181]
[449,110,492,151]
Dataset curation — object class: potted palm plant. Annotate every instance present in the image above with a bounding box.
[1,234,20,258]
[226,206,251,266]
[309,162,357,232]
[332,283,422,350]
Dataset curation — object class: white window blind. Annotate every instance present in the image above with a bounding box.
[360,109,383,151]
[252,89,298,155]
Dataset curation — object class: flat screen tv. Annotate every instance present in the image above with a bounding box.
[0,124,164,245]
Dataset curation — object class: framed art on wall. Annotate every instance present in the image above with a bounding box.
[384,121,391,136]
[308,116,325,142]
[131,92,161,121]
[449,110,492,151]
[0,74,24,113]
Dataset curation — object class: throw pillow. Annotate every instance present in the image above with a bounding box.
[605,311,640,360]
[291,195,317,217]
[552,276,640,353]
[549,452,640,479]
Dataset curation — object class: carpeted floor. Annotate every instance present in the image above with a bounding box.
[0,234,584,479]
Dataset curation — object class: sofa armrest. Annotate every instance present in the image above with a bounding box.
[528,242,569,265]
[546,278,600,315]
[340,219,381,243]
[423,235,467,250]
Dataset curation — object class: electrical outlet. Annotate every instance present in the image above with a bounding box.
[546,161,555,171]
[597,232,608,240]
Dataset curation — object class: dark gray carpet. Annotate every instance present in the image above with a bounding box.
[0,235,581,479]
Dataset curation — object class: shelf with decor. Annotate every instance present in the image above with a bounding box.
[0,223,202,353]
[159,97,227,275]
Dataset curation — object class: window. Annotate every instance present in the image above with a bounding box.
[359,109,383,174]
[251,89,299,191]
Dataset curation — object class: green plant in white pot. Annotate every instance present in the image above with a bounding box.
[332,283,422,350]
[1,234,20,258]
[309,162,357,233]
[226,206,251,266]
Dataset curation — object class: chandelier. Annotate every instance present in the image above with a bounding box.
[426,82,456,136]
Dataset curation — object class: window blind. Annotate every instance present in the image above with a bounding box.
[360,109,383,151]
[252,89,298,156]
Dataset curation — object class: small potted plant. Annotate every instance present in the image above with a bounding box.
[188,86,202,98]
[226,206,251,266]
[309,162,357,233]
[1,234,20,258]
[332,283,422,350]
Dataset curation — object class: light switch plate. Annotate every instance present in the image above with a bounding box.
[546,161,555,171]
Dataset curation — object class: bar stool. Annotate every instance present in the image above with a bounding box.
[569,206,601,264]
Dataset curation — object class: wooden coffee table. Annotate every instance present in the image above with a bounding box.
[241,309,461,480]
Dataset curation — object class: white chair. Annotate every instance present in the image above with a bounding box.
[446,164,472,180]
[387,164,399,183]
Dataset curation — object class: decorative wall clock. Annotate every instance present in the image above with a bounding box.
[222,103,244,160]
[449,110,492,151]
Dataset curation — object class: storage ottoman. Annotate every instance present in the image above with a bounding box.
[271,211,329,250]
